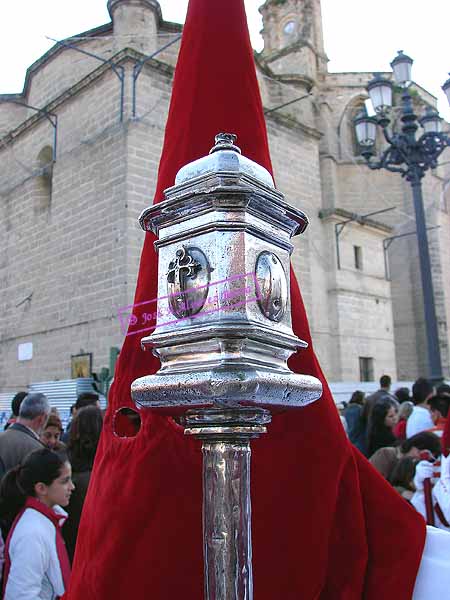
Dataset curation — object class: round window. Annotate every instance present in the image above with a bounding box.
[283,20,296,35]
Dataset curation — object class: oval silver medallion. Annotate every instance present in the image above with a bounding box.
[255,251,287,322]
[166,246,210,319]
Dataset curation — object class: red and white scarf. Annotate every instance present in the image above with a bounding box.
[2,497,71,598]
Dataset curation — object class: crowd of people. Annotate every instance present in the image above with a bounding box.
[341,375,450,527]
[0,391,103,598]
[0,376,449,597]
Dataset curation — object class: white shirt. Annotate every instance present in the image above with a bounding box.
[433,454,450,528]
[413,527,450,598]
[4,506,67,600]
[406,405,434,438]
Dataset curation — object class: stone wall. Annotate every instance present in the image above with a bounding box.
[0,68,129,390]
[0,31,179,392]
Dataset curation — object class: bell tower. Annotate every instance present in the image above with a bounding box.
[259,0,327,87]
[107,0,161,54]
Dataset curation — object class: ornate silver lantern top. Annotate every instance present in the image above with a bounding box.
[140,133,308,237]
[175,133,275,189]
[133,133,321,411]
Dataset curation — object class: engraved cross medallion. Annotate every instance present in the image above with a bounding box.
[167,246,201,316]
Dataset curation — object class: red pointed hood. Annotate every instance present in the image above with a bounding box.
[67,2,425,599]
[112,0,274,408]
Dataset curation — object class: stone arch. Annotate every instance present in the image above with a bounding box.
[35,145,53,214]
[337,94,370,160]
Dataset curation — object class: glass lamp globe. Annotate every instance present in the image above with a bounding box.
[367,74,393,114]
[390,50,413,87]
[419,106,443,134]
[354,110,377,146]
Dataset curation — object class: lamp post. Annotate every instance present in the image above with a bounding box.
[354,51,450,382]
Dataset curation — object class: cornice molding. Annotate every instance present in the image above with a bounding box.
[0,48,174,150]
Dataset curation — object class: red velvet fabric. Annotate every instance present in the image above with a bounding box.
[443,414,450,457]
[67,1,425,598]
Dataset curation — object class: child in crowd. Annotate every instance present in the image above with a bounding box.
[0,448,73,599]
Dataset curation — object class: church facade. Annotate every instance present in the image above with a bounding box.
[0,0,449,395]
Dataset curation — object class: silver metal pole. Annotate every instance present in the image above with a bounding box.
[184,408,271,600]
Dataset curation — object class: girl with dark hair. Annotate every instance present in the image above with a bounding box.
[0,448,73,599]
[63,405,103,563]
[366,398,398,457]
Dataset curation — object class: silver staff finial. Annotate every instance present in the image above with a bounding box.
[209,132,241,154]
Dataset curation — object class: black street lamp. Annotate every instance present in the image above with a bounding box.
[354,51,450,382]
